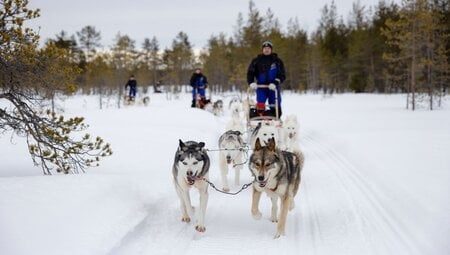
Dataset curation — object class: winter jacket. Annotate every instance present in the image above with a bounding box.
[247,53,285,86]
[125,79,137,89]
[190,73,208,89]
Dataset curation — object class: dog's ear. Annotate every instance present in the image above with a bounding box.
[254,138,262,151]
[267,138,276,151]
[198,142,205,149]
[233,130,241,136]
[179,139,186,151]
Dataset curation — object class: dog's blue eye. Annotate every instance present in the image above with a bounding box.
[182,162,188,165]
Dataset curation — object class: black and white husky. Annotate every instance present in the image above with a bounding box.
[172,139,210,232]
[218,130,245,192]
[249,138,304,238]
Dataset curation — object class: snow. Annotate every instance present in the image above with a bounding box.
[1,91,449,255]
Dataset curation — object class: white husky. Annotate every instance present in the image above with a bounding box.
[172,140,210,232]
[249,121,282,149]
[218,130,245,192]
[281,114,300,153]
[226,100,244,133]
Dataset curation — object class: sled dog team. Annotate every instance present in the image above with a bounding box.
[172,101,304,239]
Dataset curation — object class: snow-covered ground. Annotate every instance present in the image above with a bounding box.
[1,92,449,255]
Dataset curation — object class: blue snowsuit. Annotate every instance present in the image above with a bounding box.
[125,78,137,98]
[247,53,286,117]
[190,73,208,99]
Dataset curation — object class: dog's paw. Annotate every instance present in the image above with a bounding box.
[273,230,285,239]
[181,217,191,223]
[289,200,295,211]
[270,216,278,223]
[251,210,262,220]
[222,187,230,192]
[195,225,206,232]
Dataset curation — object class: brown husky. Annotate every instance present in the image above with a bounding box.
[248,138,304,238]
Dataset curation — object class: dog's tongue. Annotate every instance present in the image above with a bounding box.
[187,176,195,185]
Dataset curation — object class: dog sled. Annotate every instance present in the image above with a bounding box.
[246,84,282,134]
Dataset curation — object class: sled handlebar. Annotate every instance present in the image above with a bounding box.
[246,84,279,120]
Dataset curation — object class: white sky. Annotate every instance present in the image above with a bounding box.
[27,0,398,50]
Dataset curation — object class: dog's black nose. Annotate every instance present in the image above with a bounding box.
[186,171,193,176]
[226,155,231,160]
[258,176,265,181]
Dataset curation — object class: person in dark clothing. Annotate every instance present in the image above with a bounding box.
[125,75,137,101]
[189,68,208,108]
[247,40,286,118]
[154,80,162,93]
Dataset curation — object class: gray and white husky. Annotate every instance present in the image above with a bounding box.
[249,138,304,238]
[218,130,245,192]
[172,139,210,232]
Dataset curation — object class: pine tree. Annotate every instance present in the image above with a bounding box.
[76,25,101,63]
[201,34,233,92]
[382,0,447,110]
[141,36,161,89]
[0,0,112,174]
[316,1,349,93]
[162,31,194,91]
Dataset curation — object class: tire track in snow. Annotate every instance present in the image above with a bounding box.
[301,129,420,255]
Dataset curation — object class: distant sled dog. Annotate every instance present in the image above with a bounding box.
[213,99,224,116]
[218,130,245,192]
[281,114,300,153]
[172,139,210,232]
[142,96,150,106]
[226,115,244,134]
[249,138,304,238]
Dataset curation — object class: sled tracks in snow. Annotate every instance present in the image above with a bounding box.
[300,129,421,255]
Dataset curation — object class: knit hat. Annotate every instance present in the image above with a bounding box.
[262,40,273,49]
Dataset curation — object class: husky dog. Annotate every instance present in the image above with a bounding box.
[213,99,224,116]
[249,138,304,238]
[249,122,281,149]
[228,97,241,110]
[226,101,244,133]
[142,96,150,106]
[172,139,210,232]
[281,115,300,153]
[226,117,244,134]
[229,100,242,118]
[123,95,135,106]
[218,130,245,192]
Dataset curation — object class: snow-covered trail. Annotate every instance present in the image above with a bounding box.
[103,98,419,255]
[299,129,421,255]
[1,93,448,255]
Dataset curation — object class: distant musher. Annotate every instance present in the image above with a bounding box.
[125,74,137,101]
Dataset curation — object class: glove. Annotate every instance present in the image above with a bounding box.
[249,83,257,90]
[268,83,276,91]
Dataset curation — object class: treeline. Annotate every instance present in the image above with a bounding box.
[45,0,448,109]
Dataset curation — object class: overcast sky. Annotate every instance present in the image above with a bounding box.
[27,0,398,50]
